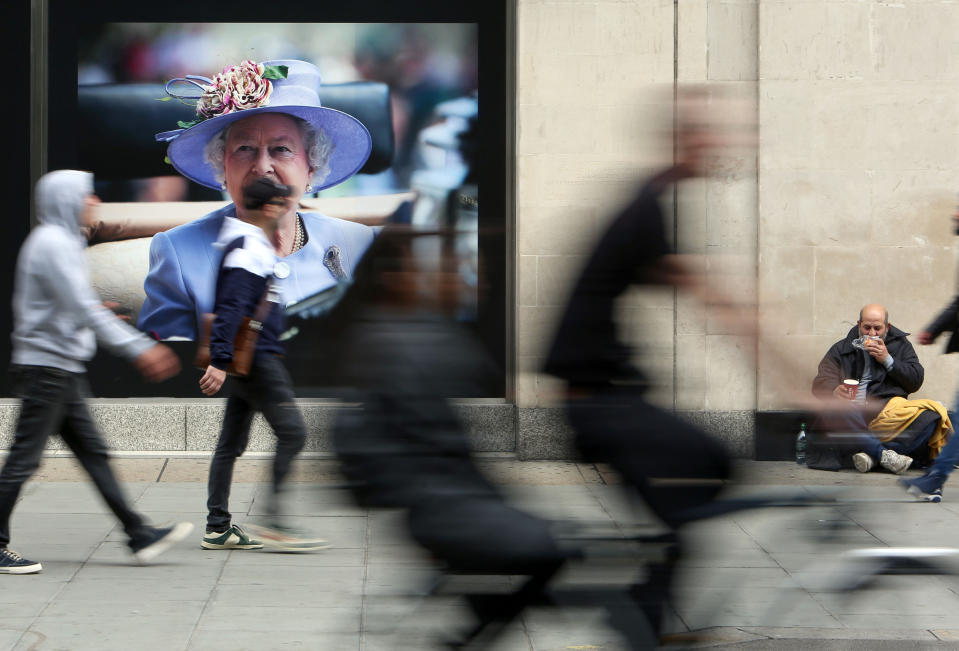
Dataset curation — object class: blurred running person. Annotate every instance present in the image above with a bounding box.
[543,88,757,638]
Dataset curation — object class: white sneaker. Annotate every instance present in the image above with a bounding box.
[853,452,875,473]
[880,449,913,475]
[131,522,194,564]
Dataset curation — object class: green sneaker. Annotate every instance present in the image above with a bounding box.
[201,524,264,550]
[244,523,330,552]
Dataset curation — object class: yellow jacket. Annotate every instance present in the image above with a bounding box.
[868,397,952,458]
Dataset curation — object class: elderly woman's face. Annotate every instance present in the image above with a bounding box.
[223,113,314,212]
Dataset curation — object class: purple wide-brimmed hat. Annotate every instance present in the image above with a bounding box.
[156,59,372,192]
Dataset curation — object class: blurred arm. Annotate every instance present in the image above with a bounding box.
[920,295,959,344]
[39,234,154,361]
[651,254,757,338]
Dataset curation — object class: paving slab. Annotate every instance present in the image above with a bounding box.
[4,459,959,650]
[0,629,25,651]
[24,614,196,651]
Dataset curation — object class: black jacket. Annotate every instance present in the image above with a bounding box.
[923,295,959,354]
[811,324,924,420]
[543,169,676,387]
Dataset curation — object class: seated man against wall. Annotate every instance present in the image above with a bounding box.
[811,303,941,473]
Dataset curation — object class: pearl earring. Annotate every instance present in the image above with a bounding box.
[305,183,314,193]
[220,182,227,191]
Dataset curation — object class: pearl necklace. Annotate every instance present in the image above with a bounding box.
[290,214,304,255]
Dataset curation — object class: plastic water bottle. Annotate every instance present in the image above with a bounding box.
[795,423,807,465]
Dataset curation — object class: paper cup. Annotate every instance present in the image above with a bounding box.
[843,379,858,399]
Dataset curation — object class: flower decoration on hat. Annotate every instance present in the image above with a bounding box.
[156,58,373,192]
[161,61,289,130]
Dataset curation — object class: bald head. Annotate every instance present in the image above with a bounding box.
[859,304,888,325]
[858,304,889,339]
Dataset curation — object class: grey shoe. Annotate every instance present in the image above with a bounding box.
[853,452,875,473]
[880,449,913,475]
[244,523,330,552]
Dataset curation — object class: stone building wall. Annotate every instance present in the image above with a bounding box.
[8,1,958,458]
[516,0,959,458]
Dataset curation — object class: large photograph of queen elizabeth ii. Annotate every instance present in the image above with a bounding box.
[71,22,483,396]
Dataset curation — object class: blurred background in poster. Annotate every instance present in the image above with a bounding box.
[78,22,477,212]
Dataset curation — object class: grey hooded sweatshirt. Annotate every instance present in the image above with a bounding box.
[11,170,155,373]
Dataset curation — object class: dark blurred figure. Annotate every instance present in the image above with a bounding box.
[0,171,190,575]
[326,228,567,646]
[542,88,756,638]
[899,199,959,501]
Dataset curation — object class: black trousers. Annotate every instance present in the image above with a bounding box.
[0,365,150,548]
[567,386,733,638]
[567,386,733,528]
[206,354,306,531]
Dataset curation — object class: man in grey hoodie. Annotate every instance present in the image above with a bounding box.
[0,170,192,575]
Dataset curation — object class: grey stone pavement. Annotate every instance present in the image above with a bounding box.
[5,457,959,650]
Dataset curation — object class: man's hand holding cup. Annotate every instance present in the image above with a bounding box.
[833,379,859,401]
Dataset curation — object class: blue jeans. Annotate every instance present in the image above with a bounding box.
[206,354,306,532]
[0,365,151,548]
[824,410,885,461]
[926,393,959,476]
[827,409,942,464]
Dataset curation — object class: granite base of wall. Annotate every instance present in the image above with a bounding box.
[0,400,516,455]
[0,400,755,460]
[515,407,755,460]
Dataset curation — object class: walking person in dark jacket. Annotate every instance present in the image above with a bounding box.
[198,174,327,552]
[899,206,959,501]
[0,170,191,575]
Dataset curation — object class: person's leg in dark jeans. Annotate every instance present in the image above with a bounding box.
[0,366,67,550]
[899,412,959,500]
[57,374,152,548]
[206,388,255,533]
[568,389,732,527]
[927,412,959,476]
[235,355,325,551]
[249,356,306,524]
[566,387,732,639]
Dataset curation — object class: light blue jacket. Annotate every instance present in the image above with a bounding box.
[137,204,374,340]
